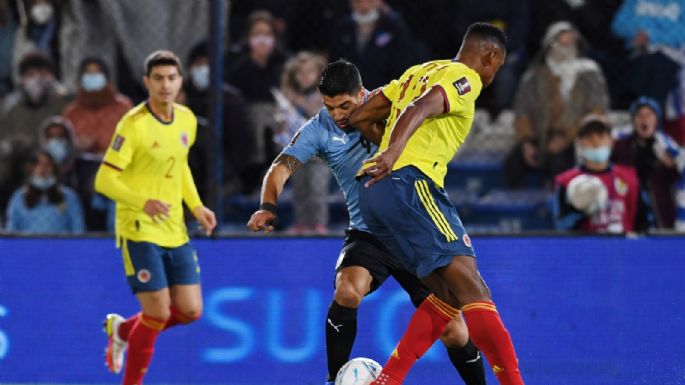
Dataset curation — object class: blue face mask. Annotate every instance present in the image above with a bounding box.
[581,146,611,164]
[81,73,107,92]
[30,175,56,190]
[190,65,210,91]
[45,138,70,163]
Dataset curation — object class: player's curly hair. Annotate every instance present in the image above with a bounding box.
[318,59,362,97]
[464,22,507,51]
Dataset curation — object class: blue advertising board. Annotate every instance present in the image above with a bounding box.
[0,236,684,384]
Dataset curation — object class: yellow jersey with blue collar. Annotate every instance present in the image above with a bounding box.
[368,60,483,187]
[101,102,202,247]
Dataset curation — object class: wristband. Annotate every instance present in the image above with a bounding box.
[260,202,278,215]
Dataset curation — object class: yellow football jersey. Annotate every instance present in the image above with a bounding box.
[367,60,483,187]
[100,102,203,247]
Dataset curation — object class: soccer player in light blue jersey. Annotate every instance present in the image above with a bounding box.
[247,60,485,385]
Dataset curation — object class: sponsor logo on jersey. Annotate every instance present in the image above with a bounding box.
[615,177,628,197]
[112,135,125,151]
[137,269,151,283]
[454,77,471,95]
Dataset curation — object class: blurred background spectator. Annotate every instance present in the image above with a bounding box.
[184,40,252,201]
[329,0,413,90]
[504,21,609,189]
[226,10,286,183]
[38,115,76,186]
[612,96,682,229]
[0,52,71,213]
[0,0,16,97]
[274,51,330,234]
[553,116,646,233]
[5,149,84,234]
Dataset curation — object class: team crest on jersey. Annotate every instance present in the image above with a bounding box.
[614,177,628,197]
[454,77,471,96]
[137,269,151,283]
[111,135,125,151]
[463,233,472,247]
[180,132,189,148]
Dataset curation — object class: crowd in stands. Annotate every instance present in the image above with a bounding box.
[0,0,684,235]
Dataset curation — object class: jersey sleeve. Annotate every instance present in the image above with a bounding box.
[281,120,322,164]
[102,118,136,170]
[437,70,480,116]
[381,79,401,104]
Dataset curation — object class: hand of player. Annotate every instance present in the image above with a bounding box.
[143,199,171,223]
[193,206,217,236]
[361,148,400,187]
[247,210,277,233]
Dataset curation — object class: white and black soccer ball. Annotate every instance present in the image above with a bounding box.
[566,174,608,215]
[335,357,382,385]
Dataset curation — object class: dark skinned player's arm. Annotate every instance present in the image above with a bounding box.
[349,93,392,145]
[383,86,446,157]
[260,153,303,206]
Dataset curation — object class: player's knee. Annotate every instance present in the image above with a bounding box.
[143,307,171,321]
[439,317,469,348]
[333,283,364,308]
[182,307,202,323]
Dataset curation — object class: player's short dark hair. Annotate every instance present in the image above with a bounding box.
[318,59,362,97]
[464,22,507,51]
[144,50,182,76]
[578,116,611,138]
[18,52,55,76]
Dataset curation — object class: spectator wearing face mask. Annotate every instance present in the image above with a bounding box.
[612,96,684,229]
[504,21,609,189]
[0,52,70,213]
[62,57,132,156]
[12,0,62,82]
[184,40,251,199]
[226,10,287,172]
[5,149,84,233]
[38,116,76,185]
[274,51,330,234]
[553,116,647,233]
[329,0,414,90]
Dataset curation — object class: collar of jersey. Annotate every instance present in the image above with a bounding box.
[145,101,175,125]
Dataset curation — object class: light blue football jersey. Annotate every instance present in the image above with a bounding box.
[282,107,377,231]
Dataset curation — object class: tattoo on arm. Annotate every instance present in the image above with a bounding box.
[273,153,302,174]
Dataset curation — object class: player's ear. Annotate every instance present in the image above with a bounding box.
[142,76,149,90]
[357,88,365,103]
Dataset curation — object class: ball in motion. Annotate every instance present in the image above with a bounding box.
[335,357,382,385]
[566,174,608,215]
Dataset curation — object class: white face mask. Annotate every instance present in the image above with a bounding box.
[249,35,275,51]
[81,72,107,92]
[352,9,379,25]
[45,138,70,163]
[23,76,50,103]
[190,65,210,91]
[30,3,54,25]
[30,174,56,190]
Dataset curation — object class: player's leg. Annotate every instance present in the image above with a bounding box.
[166,243,203,328]
[325,230,391,384]
[391,267,486,385]
[432,257,523,385]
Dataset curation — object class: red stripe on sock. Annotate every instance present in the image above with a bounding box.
[462,302,524,385]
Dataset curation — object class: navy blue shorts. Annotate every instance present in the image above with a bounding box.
[121,239,201,293]
[357,166,475,278]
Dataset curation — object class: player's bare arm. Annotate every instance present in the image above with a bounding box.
[349,93,392,145]
[362,87,446,186]
[247,153,303,232]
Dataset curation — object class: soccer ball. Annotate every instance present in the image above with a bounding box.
[566,174,608,215]
[335,357,382,385]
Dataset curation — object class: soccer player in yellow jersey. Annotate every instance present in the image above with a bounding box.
[94,50,216,385]
[350,23,524,385]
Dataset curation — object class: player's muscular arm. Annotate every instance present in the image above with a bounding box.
[362,87,446,186]
[349,94,391,145]
[247,154,303,232]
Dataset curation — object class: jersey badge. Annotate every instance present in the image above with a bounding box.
[614,177,628,197]
[137,269,151,283]
[454,77,471,96]
[180,132,189,148]
[112,135,125,152]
